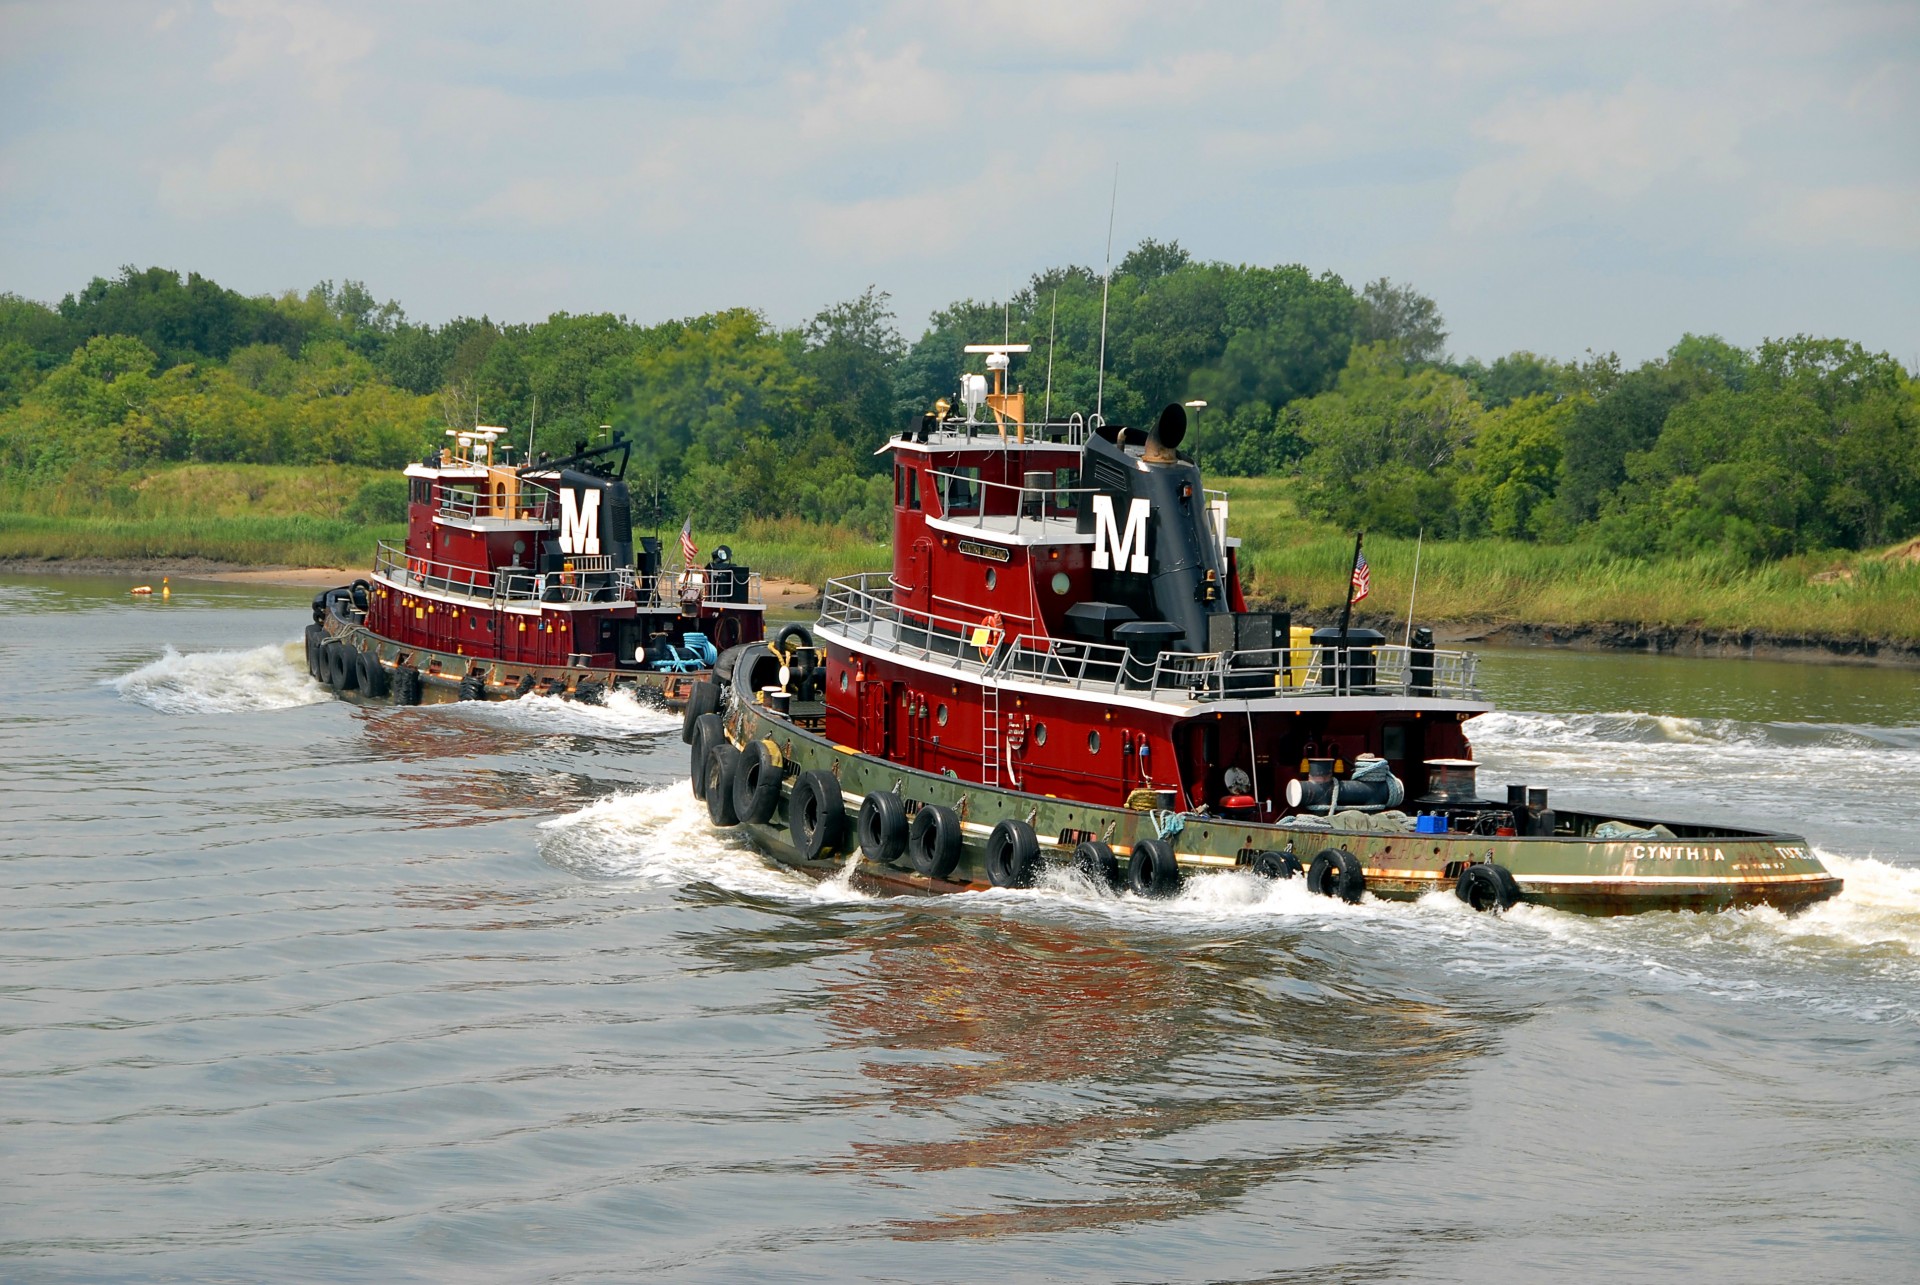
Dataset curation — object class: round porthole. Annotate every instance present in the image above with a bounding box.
[937,704,949,726]
[1088,730,1101,753]
[1034,723,1047,746]
[985,568,998,590]
[1051,572,1071,595]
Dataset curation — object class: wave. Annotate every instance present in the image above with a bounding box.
[452,687,681,739]
[1469,709,1919,752]
[109,642,328,714]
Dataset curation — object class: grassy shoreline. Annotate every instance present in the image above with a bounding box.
[6,467,1918,657]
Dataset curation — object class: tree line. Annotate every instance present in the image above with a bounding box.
[1,251,1914,559]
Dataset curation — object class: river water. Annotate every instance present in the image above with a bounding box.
[5,572,1918,1282]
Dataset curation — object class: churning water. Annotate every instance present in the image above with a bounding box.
[4,572,1919,1282]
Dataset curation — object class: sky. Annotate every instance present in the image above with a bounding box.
[1,0,1915,366]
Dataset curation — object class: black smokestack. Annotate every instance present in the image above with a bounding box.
[1078,403,1228,651]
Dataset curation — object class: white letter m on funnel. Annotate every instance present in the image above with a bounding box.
[558,488,602,556]
[1090,494,1150,573]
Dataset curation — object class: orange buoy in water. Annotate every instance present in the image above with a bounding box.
[161,576,170,599]
[130,585,153,595]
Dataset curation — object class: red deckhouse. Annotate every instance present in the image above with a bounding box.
[811,345,1484,816]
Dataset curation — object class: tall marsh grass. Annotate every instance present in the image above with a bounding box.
[4,464,1915,641]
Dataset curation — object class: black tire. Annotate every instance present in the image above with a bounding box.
[1127,838,1182,898]
[391,667,421,706]
[1253,849,1302,880]
[1456,861,1520,912]
[1072,839,1120,888]
[304,624,324,680]
[907,805,963,880]
[731,739,783,825]
[357,649,390,699]
[681,680,721,743]
[515,674,536,698]
[858,791,909,865]
[576,680,605,706]
[736,643,782,698]
[689,713,723,800]
[325,642,357,693]
[774,623,814,653]
[1307,848,1365,903]
[714,645,750,684]
[789,770,847,860]
[986,819,1042,888]
[457,673,486,701]
[704,745,741,826]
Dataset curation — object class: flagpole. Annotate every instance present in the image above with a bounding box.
[1337,531,1363,642]
[1403,527,1425,647]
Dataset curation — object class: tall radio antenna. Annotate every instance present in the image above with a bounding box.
[1043,288,1058,423]
[1096,164,1117,419]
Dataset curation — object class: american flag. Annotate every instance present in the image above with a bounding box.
[1350,550,1371,603]
[680,515,698,565]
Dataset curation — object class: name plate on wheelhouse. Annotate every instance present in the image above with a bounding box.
[956,540,1011,563]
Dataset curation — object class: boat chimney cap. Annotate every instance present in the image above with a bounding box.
[1144,402,1187,463]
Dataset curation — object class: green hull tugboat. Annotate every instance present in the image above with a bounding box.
[686,346,1840,915]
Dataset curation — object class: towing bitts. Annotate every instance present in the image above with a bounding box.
[307,428,764,706]
[684,344,1841,916]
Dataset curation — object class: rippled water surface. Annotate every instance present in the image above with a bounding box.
[5,572,1919,1282]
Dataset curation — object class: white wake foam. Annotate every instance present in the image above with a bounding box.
[456,688,681,739]
[537,784,866,903]
[109,642,328,714]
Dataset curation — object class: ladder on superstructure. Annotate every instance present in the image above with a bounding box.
[980,650,1002,788]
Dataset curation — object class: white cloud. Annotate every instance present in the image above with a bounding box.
[1750,183,1920,252]
[1452,80,1749,230]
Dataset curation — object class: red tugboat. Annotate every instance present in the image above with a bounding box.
[306,428,765,705]
[685,344,1842,916]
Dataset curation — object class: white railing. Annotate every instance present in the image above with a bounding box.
[434,474,561,524]
[659,565,764,611]
[375,541,636,605]
[925,469,1097,533]
[375,543,767,611]
[818,572,1480,701]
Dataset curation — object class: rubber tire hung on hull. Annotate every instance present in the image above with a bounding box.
[1456,861,1521,912]
[789,770,846,860]
[1072,839,1120,888]
[731,740,784,825]
[858,792,909,865]
[1253,849,1302,880]
[689,713,724,800]
[986,819,1042,888]
[704,745,742,826]
[1128,838,1182,898]
[356,649,390,699]
[907,805,963,881]
[681,681,721,744]
[1307,848,1365,903]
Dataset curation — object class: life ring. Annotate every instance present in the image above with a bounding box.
[976,611,1004,660]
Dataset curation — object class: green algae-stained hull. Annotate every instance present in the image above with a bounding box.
[720,698,1842,917]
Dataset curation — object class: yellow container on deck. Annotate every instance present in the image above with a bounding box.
[1283,624,1314,687]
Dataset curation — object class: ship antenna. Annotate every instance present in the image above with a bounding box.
[1096,163,1117,419]
[1043,288,1057,424]
[527,391,537,462]
[1404,527,1425,647]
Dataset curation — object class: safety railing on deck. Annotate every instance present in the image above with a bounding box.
[818,572,1480,701]
[374,541,636,605]
[924,469,1096,534]
[434,474,562,525]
